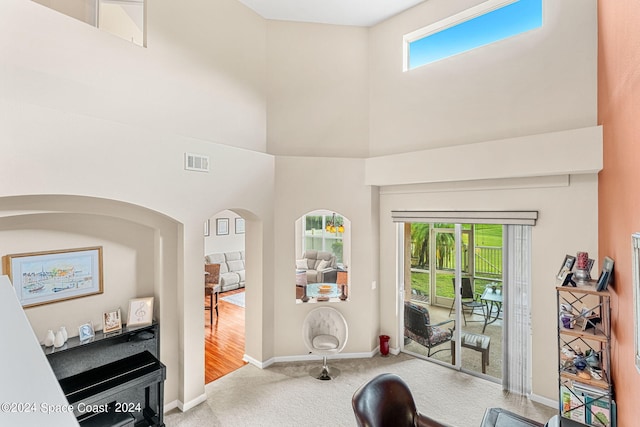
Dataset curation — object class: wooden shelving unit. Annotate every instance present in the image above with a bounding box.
[556,284,614,427]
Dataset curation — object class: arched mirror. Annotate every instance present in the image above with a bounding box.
[295,210,351,303]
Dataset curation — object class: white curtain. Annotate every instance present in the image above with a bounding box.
[502,225,532,395]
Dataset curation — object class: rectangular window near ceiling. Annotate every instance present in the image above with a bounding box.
[404,0,542,71]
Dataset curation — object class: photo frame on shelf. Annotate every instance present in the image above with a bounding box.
[127,297,154,327]
[596,256,615,291]
[560,271,576,287]
[557,254,576,280]
[103,308,122,334]
[2,246,103,308]
[235,218,245,234]
[78,322,95,342]
[216,218,229,236]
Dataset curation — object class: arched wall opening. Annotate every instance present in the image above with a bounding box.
[0,194,182,405]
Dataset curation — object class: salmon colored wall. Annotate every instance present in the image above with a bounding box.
[598,1,640,425]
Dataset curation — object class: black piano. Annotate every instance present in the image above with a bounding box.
[45,322,165,427]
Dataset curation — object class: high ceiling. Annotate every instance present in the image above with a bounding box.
[236,0,427,27]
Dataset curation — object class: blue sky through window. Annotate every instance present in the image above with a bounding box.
[408,0,542,69]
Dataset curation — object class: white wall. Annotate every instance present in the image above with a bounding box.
[368,0,598,156]
[0,276,79,427]
[1,0,601,414]
[273,157,380,357]
[266,21,370,157]
[377,172,598,401]
[0,0,274,411]
[205,210,245,255]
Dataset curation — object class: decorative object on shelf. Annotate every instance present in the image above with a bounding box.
[103,308,122,334]
[54,329,66,348]
[574,251,591,284]
[557,254,576,280]
[127,297,154,327]
[560,271,576,287]
[43,329,55,347]
[596,256,615,292]
[2,246,104,308]
[59,326,68,343]
[78,322,94,342]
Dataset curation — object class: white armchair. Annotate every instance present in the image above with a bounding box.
[302,307,348,380]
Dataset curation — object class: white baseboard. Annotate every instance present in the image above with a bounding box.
[245,349,382,367]
[529,393,557,408]
[173,393,207,413]
[243,354,275,369]
[164,400,179,413]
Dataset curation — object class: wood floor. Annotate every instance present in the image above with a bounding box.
[204,288,247,384]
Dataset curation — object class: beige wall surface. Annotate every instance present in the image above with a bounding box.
[272,156,379,357]
[0,0,275,410]
[205,210,245,255]
[15,0,267,153]
[368,0,598,156]
[266,21,370,158]
[378,173,599,401]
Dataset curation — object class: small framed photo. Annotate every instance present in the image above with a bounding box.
[596,257,614,291]
[235,218,245,234]
[557,255,576,280]
[103,308,122,334]
[560,271,575,287]
[204,219,210,237]
[216,218,229,236]
[127,297,154,327]
[78,322,95,342]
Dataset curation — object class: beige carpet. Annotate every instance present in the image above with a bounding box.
[164,353,555,427]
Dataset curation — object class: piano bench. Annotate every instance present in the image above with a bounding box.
[79,411,135,427]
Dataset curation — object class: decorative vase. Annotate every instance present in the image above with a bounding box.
[59,326,68,343]
[43,329,55,347]
[573,268,590,285]
[574,252,590,284]
[54,330,65,348]
[379,335,390,356]
[339,284,348,301]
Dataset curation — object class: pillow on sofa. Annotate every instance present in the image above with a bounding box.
[296,259,308,270]
[317,259,330,270]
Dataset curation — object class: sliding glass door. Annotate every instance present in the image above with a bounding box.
[403,222,504,380]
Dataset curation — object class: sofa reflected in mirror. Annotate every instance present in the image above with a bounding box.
[295,250,338,284]
[295,210,351,302]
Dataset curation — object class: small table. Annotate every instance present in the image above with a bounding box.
[480,286,503,333]
[451,332,491,374]
[306,283,340,300]
[205,283,220,324]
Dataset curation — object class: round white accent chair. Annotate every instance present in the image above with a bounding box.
[302,307,348,380]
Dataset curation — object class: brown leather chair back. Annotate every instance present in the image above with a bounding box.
[352,373,452,427]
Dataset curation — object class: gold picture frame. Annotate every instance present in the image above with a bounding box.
[2,246,103,308]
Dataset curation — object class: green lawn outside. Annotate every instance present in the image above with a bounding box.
[411,270,501,300]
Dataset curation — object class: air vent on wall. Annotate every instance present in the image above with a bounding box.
[184,152,210,172]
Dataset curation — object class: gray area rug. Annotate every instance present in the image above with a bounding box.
[165,353,555,427]
[220,291,245,308]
